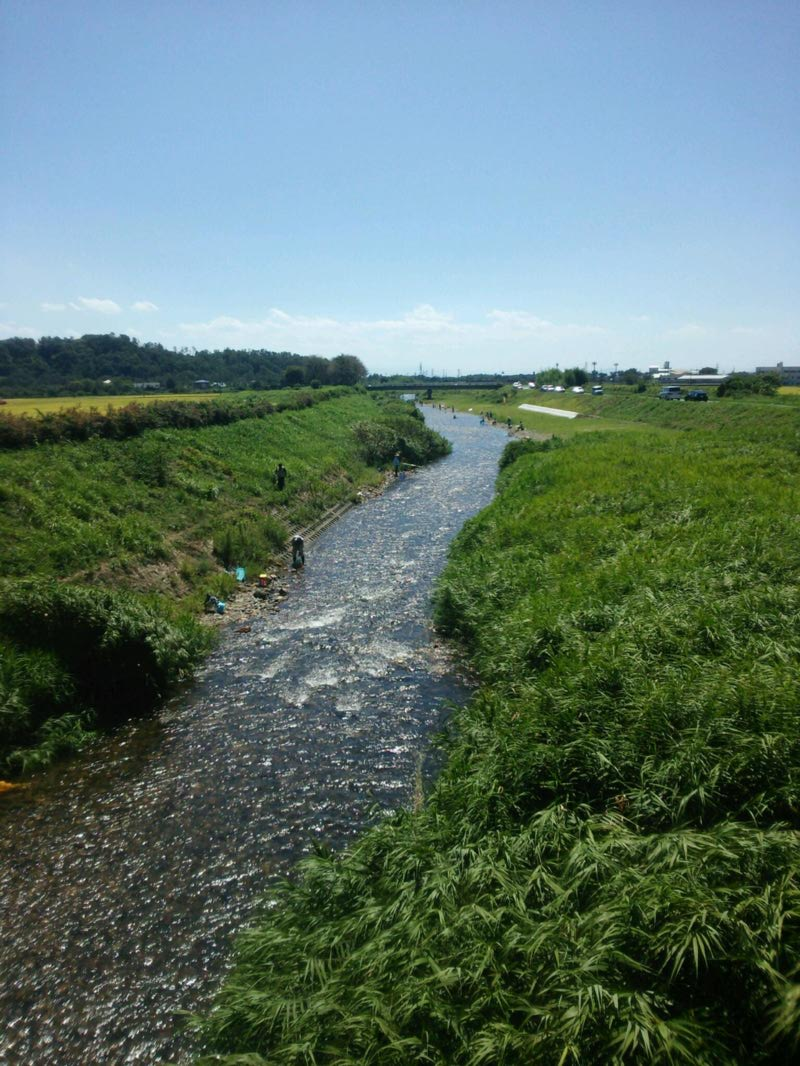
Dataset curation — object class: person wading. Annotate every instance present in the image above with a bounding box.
[291,534,305,569]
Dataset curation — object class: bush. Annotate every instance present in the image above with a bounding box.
[351,412,451,467]
[0,580,209,727]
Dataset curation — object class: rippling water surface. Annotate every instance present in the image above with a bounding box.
[0,409,508,1065]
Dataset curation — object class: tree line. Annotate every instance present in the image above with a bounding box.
[0,334,366,396]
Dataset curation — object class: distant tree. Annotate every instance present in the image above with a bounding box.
[699,366,717,375]
[564,367,588,387]
[304,356,330,386]
[330,354,367,385]
[282,365,306,387]
[0,333,355,397]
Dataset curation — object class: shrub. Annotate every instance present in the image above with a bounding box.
[0,580,209,727]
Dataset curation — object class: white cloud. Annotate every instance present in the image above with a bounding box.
[178,305,604,346]
[730,326,766,336]
[131,300,159,312]
[630,314,650,322]
[170,304,610,373]
[486,310,605,336]
[41,302,67,312]
[73,296,122,314]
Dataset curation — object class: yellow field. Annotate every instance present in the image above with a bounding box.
[0,393,224,416]
[778,386,800,396]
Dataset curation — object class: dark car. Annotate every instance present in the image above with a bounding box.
[685,390,708,402]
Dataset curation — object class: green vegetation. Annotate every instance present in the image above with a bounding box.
[431,386,800,450]
[0,332,366,396]
[717,373,781,397]
[196,415,800,1063]
[0,393,449,776]
[0,385,348,448]
[0,583,209,775]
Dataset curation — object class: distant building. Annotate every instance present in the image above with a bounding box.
[194,379,211,388]
[133,382,161,390]
[650,365,729,385]
[649,363,689,380]
[756,362,800,385]
[676,374,730,386]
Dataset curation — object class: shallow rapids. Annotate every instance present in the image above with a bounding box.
[0,408,508,1065]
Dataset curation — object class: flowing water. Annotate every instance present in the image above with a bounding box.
[0,409,508,1065]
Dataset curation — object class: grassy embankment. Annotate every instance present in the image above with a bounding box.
[431,384,800,449]
[0,391,449,776]
[196,400,800,1063]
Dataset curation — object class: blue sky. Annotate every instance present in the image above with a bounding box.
[2,0,798,375]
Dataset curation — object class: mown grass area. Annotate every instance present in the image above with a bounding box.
[195,422,800,1063]
[430,386,800,450]
[1,393,449,776]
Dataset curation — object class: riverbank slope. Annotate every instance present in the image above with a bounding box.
[197,417,800,1063]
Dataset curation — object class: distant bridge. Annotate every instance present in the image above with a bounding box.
[365,381,508,391]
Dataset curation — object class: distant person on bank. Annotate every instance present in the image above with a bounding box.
[275,463,286,490]
[392,453,401,477]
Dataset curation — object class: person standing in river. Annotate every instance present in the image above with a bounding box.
[291,533,305,569]
[275,463,287,491]
[392,453,401,477]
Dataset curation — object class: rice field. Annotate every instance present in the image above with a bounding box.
[0,392,233,416]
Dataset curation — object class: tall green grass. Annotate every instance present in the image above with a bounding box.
[195,426,800,1064]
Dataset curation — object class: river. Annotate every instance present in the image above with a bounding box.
[0,408,508,1065]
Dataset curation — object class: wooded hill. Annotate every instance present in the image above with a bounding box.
[0,334,366,396]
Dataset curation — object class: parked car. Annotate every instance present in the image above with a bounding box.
[571,386,585,393]
[659,386,683,400]
[591,385,604,395]
[685,389,708,401]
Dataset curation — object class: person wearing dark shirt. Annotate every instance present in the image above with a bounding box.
[291,534,305,568]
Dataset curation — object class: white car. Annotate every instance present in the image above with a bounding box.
[571,386,584,393]
[554,385,565,392]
